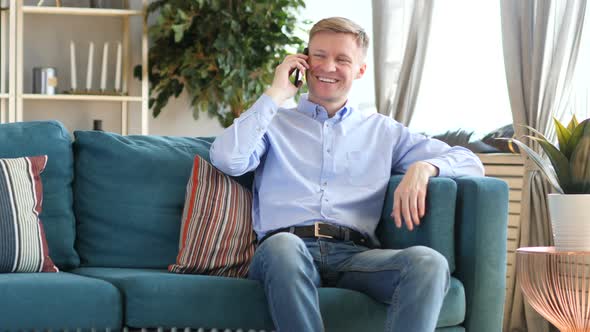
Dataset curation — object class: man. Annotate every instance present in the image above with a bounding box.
[210,17,484,332]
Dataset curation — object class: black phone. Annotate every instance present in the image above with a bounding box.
[293,47,309,87]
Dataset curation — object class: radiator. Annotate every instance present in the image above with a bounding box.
[2,328,275,332]
[129,329,275,332]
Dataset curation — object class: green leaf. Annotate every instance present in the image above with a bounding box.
[520,124,549,141]
[569,135,590,194]
[177,9,188,21]
[567,114,579,132]
[171,24,185,43]
[526,135,571,192]
[553,117,572,157]
[138,0,308,126]
[567,119,590,159]
[504,138,564,193]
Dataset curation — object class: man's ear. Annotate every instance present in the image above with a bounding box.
[355,62,367,80]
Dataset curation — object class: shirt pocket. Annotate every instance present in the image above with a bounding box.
[346,151,389,187]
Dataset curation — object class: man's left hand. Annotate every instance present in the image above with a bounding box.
[391,161,439,231]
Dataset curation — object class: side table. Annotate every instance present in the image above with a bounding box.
[517,247,590,332]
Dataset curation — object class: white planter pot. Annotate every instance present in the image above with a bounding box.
[548,193,590,251]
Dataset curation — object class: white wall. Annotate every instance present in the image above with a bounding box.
[20,0,223,136]
[20,0,374,136]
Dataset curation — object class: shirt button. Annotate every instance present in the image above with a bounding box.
[323,182,327,186]
[324,198,329,202]
[326,148,331,153]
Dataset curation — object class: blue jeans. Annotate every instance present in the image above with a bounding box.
[248,233,450,332]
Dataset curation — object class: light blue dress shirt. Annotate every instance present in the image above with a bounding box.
[210,94,484,244]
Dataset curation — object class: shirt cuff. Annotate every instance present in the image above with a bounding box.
[422,158,452,178]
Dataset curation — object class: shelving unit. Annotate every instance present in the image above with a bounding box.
[22,94,142,102]
[8,0,149,135]
[1,0,16,124]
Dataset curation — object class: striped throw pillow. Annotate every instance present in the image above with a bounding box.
[169,155,256,278]
[0,156,59,273]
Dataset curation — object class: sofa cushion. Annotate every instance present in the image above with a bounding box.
[169,155,256,278]
[73,131,254,269]
[0,156,58,273]
[0,272,121,330]
[379,176,457,272]
[0,121,78,269]
[71,267,465,330]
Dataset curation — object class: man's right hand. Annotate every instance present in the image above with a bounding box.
[264,53,309,106]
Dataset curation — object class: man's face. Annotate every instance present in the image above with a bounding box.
[306,31,367,109]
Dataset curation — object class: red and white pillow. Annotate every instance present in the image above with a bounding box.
[169,155,256,278]
[0,156,58,273]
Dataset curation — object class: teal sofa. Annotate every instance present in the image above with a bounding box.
[0,120,508,332]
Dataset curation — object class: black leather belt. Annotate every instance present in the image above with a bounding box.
[259,222,370,247]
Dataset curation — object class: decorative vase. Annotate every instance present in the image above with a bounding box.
[548,193,590,251]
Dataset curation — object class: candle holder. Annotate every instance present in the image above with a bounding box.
[64,89,127,96]
[70,40,123,93]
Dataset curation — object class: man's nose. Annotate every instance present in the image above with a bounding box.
[317,59,337,72]
[324,59,337,72]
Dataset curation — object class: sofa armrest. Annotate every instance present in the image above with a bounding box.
[454,177,508,332]
[378,175,458,272]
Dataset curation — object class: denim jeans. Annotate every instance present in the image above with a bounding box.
[248,232,450,332]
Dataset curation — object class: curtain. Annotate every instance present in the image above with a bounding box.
[372,0,433,125]
[500,1,587,331]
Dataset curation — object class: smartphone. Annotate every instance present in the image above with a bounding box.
[293,47,309,87]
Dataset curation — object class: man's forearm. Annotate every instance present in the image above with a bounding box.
[426,147,484,178]
[414,161,439,177]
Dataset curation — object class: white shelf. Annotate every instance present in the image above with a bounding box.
[11,0,150,135]
[23,94,142,102]
[22,6,143,17]
[0,94,8,99]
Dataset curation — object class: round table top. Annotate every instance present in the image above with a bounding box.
[517,246,590,255]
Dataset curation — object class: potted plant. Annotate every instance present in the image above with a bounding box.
[136,0,307,128]
[509,116,590,251]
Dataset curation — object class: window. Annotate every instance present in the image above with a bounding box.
[566,8,589,122]
[410,1,512,138]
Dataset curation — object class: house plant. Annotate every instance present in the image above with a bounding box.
[509,116,590,251]
[136,0,307,128]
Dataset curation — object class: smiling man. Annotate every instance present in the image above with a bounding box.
[210,17,484,332]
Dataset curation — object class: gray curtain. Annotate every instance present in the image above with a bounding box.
[500,1,587,331]
[372,0,433,125]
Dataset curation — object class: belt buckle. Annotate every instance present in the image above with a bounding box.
[314,222,333,239]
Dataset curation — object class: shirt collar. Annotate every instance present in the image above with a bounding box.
[297,94,352,124]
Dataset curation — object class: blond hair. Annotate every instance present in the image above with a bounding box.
[309,17,369,56]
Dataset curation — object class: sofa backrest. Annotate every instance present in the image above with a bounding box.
[0,121,79,269]
[73,130,253,268]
